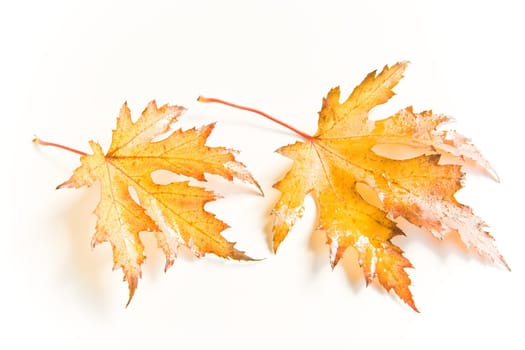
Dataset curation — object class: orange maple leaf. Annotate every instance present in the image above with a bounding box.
[200,62,508,311]
[37,101,259,304]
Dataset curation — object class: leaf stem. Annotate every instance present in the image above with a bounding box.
[198,96,313,141]
[33,137,87,156]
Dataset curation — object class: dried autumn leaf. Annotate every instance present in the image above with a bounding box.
[274,62,509,310]
[38,101,259,304]
[200,62,507,311]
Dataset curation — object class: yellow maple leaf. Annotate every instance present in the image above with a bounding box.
[200,62,507,311]
[38,101,259,304]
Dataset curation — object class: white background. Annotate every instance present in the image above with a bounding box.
[1,0,523,348]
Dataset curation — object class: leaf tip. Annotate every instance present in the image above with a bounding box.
[488,168,501,183]
[163,258,175,272]
[230,249,257,262]
[125,291,135,308]
[499,255,511,272]
[408,300,420,313]
[272,240,281,254]
[329,250,342,270]
[394,283,419,312]
[124,273,140,308]
[56,181,68,190]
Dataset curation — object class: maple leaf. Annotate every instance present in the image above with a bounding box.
[36,101,259,304]
[199,62,508,311]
